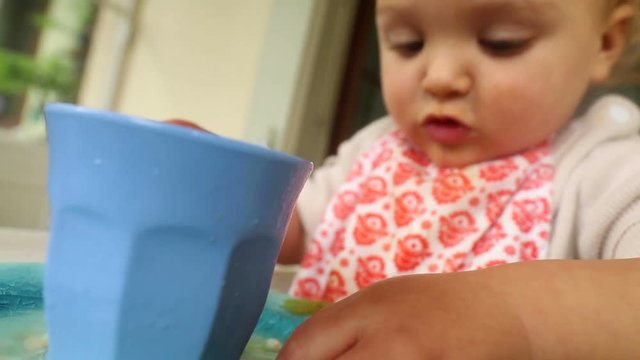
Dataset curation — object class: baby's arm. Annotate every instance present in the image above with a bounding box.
[278,208,306,264]
[277,259,640,359]
[485,259,640,359]
[277,117,395,265]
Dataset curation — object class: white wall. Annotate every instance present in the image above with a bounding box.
[243,0,316,148]
[0,138,48,229]
[79,0,358,157]
[79,0,275,139]
[0,0,356,230]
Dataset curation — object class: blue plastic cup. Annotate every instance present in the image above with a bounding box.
[43,104,312,360]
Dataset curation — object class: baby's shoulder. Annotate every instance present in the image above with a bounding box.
[578,94,640,163]
[554,95,640,195]
[555,94,640,160]
[581,94,640,129]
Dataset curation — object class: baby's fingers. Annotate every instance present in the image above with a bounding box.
[277,303,358,360]
[335,333,425,360]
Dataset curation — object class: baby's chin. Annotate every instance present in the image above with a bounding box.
[427,153,482,168]
[419,143,509,168]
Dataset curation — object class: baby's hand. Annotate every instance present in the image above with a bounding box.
[277,271,533,360]
[164,119,210,132]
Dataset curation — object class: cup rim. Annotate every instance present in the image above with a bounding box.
[44,102,313,169]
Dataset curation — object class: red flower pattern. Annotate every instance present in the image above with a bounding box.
[432,171,474,204]
[486,190,514,222]
[353,213,389,245]
[522,164,554,190]
[346,161,364,181]
[443,252,468,273]
[293,278,322,300]
[332,190,359,220]
[373,148,393,169]
[300,239,324,268]
[360,176,387,203]
[402,147,430,166]
[323,270,348,302]
[472,224,507,255]
[522,142,550,164]
[512,198,550,233]
[394,191,426,227]
[329,228,346,257]
[479,159,518,181]
[355,255,387,289]
[483,260,508,268]
[394,234,432,271]
[520,241,540,261]
[289,131,552,301]
[393,162,417,186]
[439,211,477,247]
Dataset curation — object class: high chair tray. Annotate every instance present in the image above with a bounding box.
[0,263,326,359]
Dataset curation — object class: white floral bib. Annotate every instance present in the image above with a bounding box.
[290,130,554,302]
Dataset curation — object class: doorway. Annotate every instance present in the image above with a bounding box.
[327,0,386,156]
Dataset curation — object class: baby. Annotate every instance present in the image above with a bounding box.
[277,0,640,358]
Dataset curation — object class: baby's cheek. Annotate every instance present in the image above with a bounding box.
[484,77,572,150]
[381,65,417,115]
[484,76,549,119]
[382,77,408,107]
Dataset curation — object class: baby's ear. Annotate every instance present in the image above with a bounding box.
[591,3,635,83]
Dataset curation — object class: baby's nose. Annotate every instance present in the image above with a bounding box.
[420,51,472,99]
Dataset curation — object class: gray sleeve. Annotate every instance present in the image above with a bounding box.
[553,137,640,260]
[551,95,640,260]
[296,117,395,242]
[604,200,640,258]
[582,147,640,259]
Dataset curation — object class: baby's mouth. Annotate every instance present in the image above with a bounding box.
[421,115,471,145]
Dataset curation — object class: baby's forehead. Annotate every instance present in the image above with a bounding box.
[376,0,602,11]
[375,0,605,21]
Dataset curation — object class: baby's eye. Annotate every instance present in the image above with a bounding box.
[479,38,530,56]
[386,28,423,57]
[391,40,424,56]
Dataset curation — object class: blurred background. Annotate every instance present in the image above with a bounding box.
[0,0,638,232]
[0,0,388,231]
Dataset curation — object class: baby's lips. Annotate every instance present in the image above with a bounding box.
[164,118,214,134]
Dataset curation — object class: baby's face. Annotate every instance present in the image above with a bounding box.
[376,0,612,167]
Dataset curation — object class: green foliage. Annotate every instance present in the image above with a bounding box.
[0,48,76,99]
